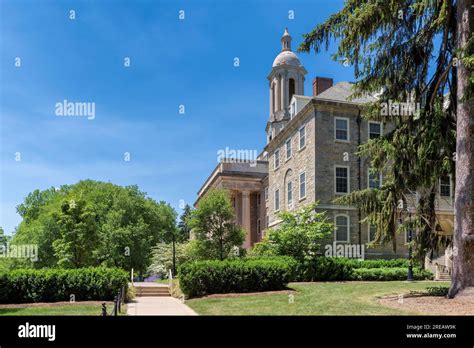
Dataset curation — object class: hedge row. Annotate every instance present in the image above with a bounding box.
[349,267,433,281]
[338,258,410,269]
[293,257,425,282]
[178,257,433,297]
[0,267,128,304]
[178,257,296,297]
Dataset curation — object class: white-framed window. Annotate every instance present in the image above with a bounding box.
[368,170,382,189]
[274,149,280,169]
[274,189,280,211]
[335,166,350,194]
[368,224,377,243]
[264,187,269,201]
[286,138,292,160]
[334,117,350,141]
[368,121,382,139]
[299,172,306,199]
[335,215,350,242]
[287,181,293,207]
[299,125,306,149]
[440,175,451,197]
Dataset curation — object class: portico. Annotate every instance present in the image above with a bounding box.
[196,160,268,249]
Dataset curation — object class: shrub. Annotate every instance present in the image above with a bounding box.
[0,267,128,304]
[178,257,297,297]
[252,202,333,262]
[169,278,184,299]
[426,286,449,296]
[349,267,433,281]
[294,257,353,281]
[126,286,136,302]
[338,258,410,269]
[292,257,422,281]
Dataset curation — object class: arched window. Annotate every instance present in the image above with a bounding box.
[289,78,295,103]
[335,215,350,242]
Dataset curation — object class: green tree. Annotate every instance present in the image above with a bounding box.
[299,0,473,296]
[188,189,245,260]
[177,204,193,241]
[12,180,177,276]
[147,242,191,278]
[450,0,474,297]
[251,202,333,262]
[0,227,7,245]
[52,199,98,268]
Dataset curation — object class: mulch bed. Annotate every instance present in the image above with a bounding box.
[379,292,474,315]
[0,301,113,309]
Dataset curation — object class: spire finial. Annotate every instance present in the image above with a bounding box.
[281,28,292,52]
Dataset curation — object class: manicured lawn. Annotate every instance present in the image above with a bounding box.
[0,302,127,316]
[155,279,170,284]
[186,281,450,315]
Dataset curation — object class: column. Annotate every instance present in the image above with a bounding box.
[242,190,252,249]
[235,192,242,226]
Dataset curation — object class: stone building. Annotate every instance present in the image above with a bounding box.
[196,28,454,274]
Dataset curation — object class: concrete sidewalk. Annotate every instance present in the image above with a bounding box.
[127,296,197,316]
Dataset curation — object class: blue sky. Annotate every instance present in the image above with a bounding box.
[0,0,353,235]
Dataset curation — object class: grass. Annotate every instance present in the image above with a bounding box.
[0,302,127,316]
[185,281,450,315]
[155,278,170,284]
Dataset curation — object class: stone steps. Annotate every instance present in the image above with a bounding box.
[436,272,451,281]
[134,284,170,297]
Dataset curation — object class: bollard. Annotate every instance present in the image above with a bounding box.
[101,303,107,316]
[118,289,122,313]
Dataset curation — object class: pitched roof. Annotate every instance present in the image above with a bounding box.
[314,81,376,104]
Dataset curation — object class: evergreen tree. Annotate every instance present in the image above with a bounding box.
[178,204,193,241]
[299,0,473,296]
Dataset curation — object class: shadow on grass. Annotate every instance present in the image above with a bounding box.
[188,286,297,299]
[0,308,24,315]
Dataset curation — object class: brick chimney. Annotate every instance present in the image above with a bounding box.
[312,77,333,96]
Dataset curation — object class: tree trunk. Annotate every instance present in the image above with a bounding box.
[448,0,474,298]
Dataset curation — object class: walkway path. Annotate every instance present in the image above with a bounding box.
[126,282,197,316]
